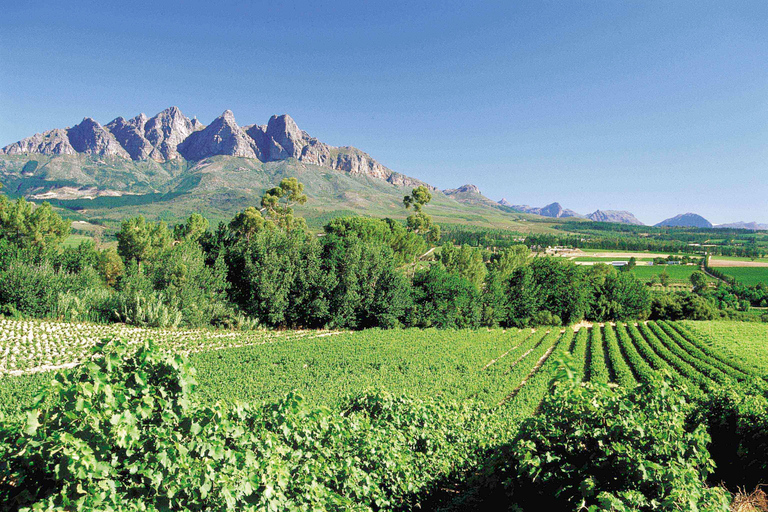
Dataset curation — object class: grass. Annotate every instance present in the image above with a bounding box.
[61,234,93,248]
[709,255,768,263]
[712,267,768,286]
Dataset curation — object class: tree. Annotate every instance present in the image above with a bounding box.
[411,264,481,328]
[403,185,440,244]
[97,247,125,287]
[659,269,671,288]
[116,216,171,266]
[261,177,308,231]
[323,216,426,264]
[228,207,266,240]
[438,242,487,289]
[690,270,708,293]
[0,196,70,252]
[173,213,209,243]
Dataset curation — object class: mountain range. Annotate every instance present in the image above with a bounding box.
[497,199,644,225]
[1,107,765,232]
[1,107,423,190]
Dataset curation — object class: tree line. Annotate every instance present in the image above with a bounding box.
[4,179,754,329]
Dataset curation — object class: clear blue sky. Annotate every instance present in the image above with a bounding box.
[1,1,766,225]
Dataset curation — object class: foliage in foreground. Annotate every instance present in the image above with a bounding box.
[457,369,730,512]
[0,339,495,512]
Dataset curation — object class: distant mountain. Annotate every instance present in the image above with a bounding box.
[499,200,584,219]
[444,184,518,211]
[0,108,539,230]
[655,213,713,228]
[1,107,424,189]
[715,221,768,230]
[587,210,644,225]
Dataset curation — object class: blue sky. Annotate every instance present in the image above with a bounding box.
[1,1,766,225]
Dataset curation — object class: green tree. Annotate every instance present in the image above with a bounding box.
[438,242,487,289]
[261,177,308,231]
[403,185,440,244]
[116,216,172,267]
[690,270,708,292]
[323,216,426,264]
[659,269,671,288]
[411,264,481,328]
[97,247,125,287]
[228,207,266,240]
[0,196,70,252]
[173,213,209,242]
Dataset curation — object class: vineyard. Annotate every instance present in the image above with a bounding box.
[1,318,764,419]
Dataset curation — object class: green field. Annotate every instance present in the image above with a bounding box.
[2,318,765,510]
[683,320,768,373]
[711,266,768,286]
[1,318,763,416]
[630,264,706,283]
[60,234,94,248]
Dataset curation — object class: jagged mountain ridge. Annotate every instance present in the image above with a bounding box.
[497,199,645,225]
[499,200,585,219]
[1,107,420,188]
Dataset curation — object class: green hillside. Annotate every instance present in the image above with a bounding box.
[0,154,567,232]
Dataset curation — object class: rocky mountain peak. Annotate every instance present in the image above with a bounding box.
[67,117,130,158]
[264,114,306,159]
[178,110,260,161]
[1,107,425,188]
[143,107,195,160]
[443,184,482,195]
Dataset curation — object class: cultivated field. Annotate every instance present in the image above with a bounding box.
[1,318,763,421]
[683,320,768,373]
[708,266,768,286]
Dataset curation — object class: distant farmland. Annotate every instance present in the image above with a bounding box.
[711,266,768,286]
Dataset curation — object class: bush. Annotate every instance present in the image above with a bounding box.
[481,370,729,511]
[411,264,481,329]
[695,382,768,491]
[0,260,63,317]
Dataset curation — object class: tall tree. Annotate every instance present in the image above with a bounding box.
[116,216,171,267]
[403,185,440,244]
[261,177,308,231]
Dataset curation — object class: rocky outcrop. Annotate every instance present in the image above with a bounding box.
[66,118,130,158]
[178,110,260,161]
[587,209,644,225]
[143,106,197,161]
[655,213,713,228]
[444,184,481,195]
[106,114,160,161]
[1,128,77,156]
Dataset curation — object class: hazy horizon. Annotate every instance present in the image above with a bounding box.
[1,1,766,225]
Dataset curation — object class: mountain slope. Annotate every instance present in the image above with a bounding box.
[655,213,713,228]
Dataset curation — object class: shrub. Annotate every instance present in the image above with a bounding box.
[486,370,729,511]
